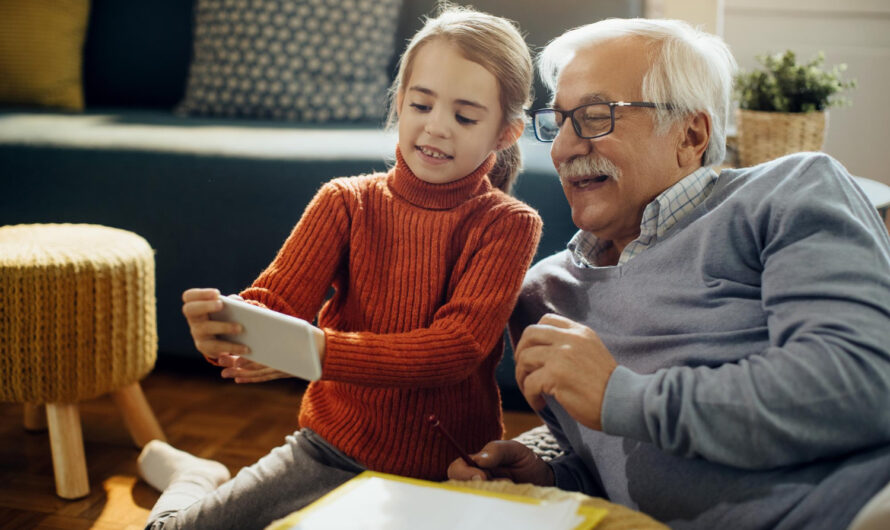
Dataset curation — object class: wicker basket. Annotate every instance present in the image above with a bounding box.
[735,109,827,167]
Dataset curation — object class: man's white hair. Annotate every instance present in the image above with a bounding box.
[538,18,737,167]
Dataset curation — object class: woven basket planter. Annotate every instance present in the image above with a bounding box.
[735,109,827,167]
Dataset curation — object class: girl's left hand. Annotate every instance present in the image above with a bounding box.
[216,353,292,383]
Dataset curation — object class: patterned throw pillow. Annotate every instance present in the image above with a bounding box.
[177,0,402,123]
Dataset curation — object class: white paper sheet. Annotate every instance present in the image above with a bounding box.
[288,476,584,530]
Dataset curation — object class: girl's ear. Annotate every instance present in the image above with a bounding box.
[395,91,404,118]
[496,119,525,151]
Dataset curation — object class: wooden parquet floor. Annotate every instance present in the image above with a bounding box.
[0,360,542,529]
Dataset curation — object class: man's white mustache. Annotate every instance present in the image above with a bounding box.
[558,156,622,183]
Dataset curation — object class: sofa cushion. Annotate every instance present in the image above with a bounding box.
[176,0,402,123]
[82,0,194,108]
[0,0,90,111]
[0,110,398,160]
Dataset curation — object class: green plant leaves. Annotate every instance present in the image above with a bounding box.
[734,50,856,112]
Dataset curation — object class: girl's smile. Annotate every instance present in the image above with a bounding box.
[397,39,506,185]
[416,144,453,162]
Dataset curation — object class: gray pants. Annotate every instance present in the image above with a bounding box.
[146,429,364,530]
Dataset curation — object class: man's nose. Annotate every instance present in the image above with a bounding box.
[550,120,591,167]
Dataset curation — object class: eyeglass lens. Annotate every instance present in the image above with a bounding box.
[534,111,561,141]
[534,104,614,141]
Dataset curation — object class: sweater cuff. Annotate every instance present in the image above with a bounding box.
[319,328,377,381]
[601,365,653,444]
[549,460,581,493]
[548,453,595,494]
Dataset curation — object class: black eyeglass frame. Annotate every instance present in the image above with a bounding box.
[526,101,675,143]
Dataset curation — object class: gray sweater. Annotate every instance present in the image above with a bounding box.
[512,153,890,529]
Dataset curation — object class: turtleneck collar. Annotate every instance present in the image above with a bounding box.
[388,146,496,210]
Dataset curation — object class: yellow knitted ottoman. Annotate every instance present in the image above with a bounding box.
[0,223,166,499]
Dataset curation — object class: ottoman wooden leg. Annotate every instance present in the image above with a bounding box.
[23,402,47,431]
[46,402,90,499]
[111,382,166,448]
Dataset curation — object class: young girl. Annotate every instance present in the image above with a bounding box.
[138,6,541,528]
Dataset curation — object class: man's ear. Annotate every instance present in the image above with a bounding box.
[496,119,525,151]
[677,111,711,168]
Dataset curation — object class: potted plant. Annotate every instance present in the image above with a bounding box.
[733,50,856,167]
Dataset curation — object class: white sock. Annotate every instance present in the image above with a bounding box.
[138,439,231,492]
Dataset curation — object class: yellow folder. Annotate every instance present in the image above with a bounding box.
[267,471,607,530]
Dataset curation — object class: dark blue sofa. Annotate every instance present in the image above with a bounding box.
[0,0,641,409]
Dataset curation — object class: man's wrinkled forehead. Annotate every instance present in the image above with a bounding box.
[550,37,651,107]
[551,92,612,110]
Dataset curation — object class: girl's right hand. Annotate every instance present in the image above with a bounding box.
[215,354,293,383]
[181,287,249,362]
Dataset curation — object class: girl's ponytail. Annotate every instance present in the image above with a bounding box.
[489,143,522,194]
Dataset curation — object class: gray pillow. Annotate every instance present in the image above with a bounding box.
[177,0,402,123]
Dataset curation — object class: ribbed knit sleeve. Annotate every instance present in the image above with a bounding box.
[240,180,351,319]
[321,206,541,387]
[238,154,543,480]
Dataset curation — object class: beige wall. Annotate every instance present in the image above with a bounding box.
[723,0,890,185]
[646,0,722,35]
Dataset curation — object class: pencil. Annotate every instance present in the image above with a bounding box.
[427,414,476,468]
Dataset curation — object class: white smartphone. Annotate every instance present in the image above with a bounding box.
[208,296,322,381]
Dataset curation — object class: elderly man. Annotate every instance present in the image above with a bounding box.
[448,18,890,530]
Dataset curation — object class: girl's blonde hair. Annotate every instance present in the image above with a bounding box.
[387,4,532,194]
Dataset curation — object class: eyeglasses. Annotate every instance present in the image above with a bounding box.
[527,101,674,143]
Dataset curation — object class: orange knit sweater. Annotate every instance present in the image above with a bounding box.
[240,147,542,480]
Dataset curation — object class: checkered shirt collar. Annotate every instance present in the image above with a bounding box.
[568,165,718,268]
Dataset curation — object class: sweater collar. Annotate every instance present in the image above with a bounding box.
[567,165,717,268]
[388,146,496,210]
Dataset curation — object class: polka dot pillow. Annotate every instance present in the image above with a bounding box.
[177,0,402,123]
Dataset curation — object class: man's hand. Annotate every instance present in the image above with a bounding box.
[447,440,554,486]
[514,313,617,431]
